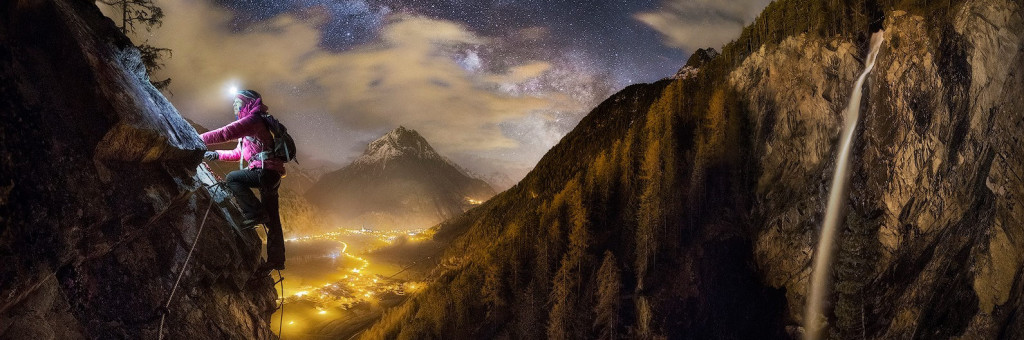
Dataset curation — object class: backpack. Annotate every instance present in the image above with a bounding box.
[249,113,298,164]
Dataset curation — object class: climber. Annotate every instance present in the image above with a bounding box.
[201,89,286,273]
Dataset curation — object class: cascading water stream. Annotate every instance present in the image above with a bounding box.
[804,31,885,340]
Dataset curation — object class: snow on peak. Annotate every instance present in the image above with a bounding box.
[353,127,443,166]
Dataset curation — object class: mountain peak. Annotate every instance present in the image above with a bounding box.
[307,126,496,230]
[685,48,719,68]
[385,125,417,139]
[673,48,719,81]
[354,126,442,166]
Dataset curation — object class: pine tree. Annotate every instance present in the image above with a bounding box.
[635,296,653,339]
[548,259,575,340]
[635,137,661,289]
[481,255,507,315]
[548,179,591,340]
[98,0,172,91]
[594,251,621,340]
[514,281,544,339]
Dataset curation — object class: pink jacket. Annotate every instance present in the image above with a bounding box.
[201,98,286,175]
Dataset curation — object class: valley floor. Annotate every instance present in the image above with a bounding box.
[268,228,436,339]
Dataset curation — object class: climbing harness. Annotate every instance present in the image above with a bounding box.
[157,198,214,340]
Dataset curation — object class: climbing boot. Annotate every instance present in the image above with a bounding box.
[241,213,268,230]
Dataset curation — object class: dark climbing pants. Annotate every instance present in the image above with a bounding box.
[225,168,285,265]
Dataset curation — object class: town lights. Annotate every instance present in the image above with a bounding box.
[273,227,435,327]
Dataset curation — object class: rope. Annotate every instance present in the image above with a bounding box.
[255,223,287,339]
[277,269,285,339]
[200,161,224,182]
[258,223,287,339]
[140,190,200,231]
[385,259,424,280]
[157,198,214,340]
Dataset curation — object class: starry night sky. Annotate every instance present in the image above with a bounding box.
[214,0,686,87]
[114,0,769,186]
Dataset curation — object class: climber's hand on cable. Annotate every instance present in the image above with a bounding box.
[204,151,219,161]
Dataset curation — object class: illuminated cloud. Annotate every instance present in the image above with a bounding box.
[302,15,566,151]
[635,0,771,50]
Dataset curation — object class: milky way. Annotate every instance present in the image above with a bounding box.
[215,0,686,87]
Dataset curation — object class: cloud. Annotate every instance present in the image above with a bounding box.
[497,62,553,84]
[635,0,771,50]
[301,15,556,151]
[131,0,602,179]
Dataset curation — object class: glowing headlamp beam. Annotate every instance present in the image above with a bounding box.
[224,80,240,98]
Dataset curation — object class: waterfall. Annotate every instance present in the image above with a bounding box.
[804,31,885,340]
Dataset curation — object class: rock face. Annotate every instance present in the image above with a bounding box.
[306,127,495,230]
[361,0,1024,338]
[0,0,276,338]
[735,2,1024,337]
[673,47,720,80]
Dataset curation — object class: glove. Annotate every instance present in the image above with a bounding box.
[204,151,219,161]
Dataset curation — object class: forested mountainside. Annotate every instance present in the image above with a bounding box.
[360,0,1024,338]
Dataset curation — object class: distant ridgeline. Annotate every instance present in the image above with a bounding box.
[716,0,961,70]
[361,0,1024,339]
